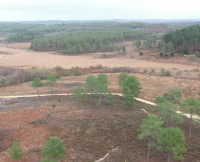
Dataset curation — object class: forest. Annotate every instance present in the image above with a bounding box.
[0,22,160,54]
[30,30,152,54]
[164,25,200,54]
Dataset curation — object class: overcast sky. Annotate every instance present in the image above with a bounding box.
[0,0,200,21]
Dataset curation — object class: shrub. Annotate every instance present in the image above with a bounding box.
[160,68,171,76]
[70,67,83,76]
[195,51,200,58]
[101,53,108,58]
[143,69,148,74]
[165,70,171,76]
[63,69,70,76]
[176,71,182,76]
[113,67,132,73]
[139,51,143,56]
[160,68,166,76]
[149,68,155,75]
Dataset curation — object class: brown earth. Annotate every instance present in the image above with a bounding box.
[0,42,200,162]
[0,95,200,162]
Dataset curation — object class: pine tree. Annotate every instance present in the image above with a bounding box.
[122,75,142,108]
[157,127,186,162]
[41,136,66,162]
[8,140,23,161]
[182,97,200,137]
[138,114,163,162]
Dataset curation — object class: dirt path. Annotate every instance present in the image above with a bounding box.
[1,93,199,120]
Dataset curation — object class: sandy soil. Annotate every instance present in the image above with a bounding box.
[0,43,199,71]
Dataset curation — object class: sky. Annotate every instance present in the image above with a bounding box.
[0,0,200,21]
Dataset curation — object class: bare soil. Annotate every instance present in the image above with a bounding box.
[0,42,199,71]
[0,95,200,162]
[0,42,200,161]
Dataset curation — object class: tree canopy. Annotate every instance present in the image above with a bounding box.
[122,75,142,108]
[41,136,66,162]
[157,127,186,161]
[8,140,23,161]
[164,25,200,54]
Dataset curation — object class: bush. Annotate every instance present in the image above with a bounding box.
[176,71,182,76]
[63,69,70,76]
[143,69,148,74]
[195,51,200,58]
[113,67,132,73]
[160,68,166,76]
[165,70,171,76]
[139,51,143,56]
[149,68,155,74]
[101,53,108,58]
[70,67,83,76]
[160,69,171,76]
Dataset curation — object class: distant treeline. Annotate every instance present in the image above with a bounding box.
[6,32,43,43]
[30,30,151,54]
[164,25,200,54]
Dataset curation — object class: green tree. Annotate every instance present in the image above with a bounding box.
[47,74,57,93]
[163,89,182,105]
[118,72,128,88]
[122,75,142,108]
[182,97,200,137]
[73,86,88,104]
[157,127,186,162]
[85,74,111,106]
[41,136,66,162]
[97,74,110,105]
[135,40,141,49]
[122,45,126,54]
[8,140,23,161]
[158,101,183,127]
[138,114,163,162]
[32,77,43,96]
[85,75,98,101]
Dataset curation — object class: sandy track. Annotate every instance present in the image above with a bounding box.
[1,93,199,121]
[0,44,199,70]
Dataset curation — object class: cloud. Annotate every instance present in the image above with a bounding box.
[0,0,199,21]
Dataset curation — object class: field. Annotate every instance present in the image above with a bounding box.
[0,22,200,162]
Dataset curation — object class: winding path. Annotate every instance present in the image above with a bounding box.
[0,92,199,120]
[0,92,199,162]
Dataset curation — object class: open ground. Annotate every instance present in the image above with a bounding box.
[0,41,200,161]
